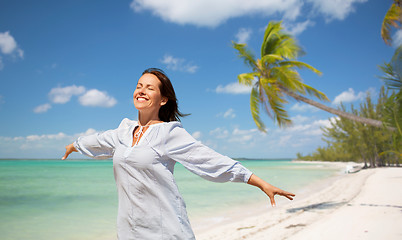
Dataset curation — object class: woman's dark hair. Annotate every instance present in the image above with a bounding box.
[142,68,188,122]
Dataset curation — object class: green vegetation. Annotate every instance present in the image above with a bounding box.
[381,0,401,45]
[233,21,386,132]
[298,47,402,166]
[235,2,401,165]
[299,2,402,165]
[297,87,400,167]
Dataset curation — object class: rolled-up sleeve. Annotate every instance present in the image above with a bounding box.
[164,123,252,183]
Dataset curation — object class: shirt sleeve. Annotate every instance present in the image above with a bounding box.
[73,119,128,159]
[164,123,253,183]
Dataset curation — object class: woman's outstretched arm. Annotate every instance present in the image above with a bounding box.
[247,174,295,207]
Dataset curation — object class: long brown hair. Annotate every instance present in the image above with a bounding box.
[142,68,188,122]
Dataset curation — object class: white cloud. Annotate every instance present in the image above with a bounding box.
[17,49,24,58]
[215,82,251,94]
[332,87,375,105]
[393,30,402,47]
[192,131,202,139]
[291,114,310,123]
[232,127,258,136]
[229,127,259,143]
[290,102,319,112]
[0,31,24,70]
[283,20,315,36]
[41,85,117,112]
[130,0,303,27]
[0,31,18,54]
[15,129,95,143]
[217,108,236,119]
[278,135,292,145]
[210,127,229,139]
[26,132,67,141]
[307,0,367,22]
[49,85,86,104]
[281,117,337,136]
[207,125,266,152]
[78,89,117,108]
[0,128,103,158]
[161,54,199,73]
[235,28,252,44]
[33,103,52,113]
[130,0,366,29]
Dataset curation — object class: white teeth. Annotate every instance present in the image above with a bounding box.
[137,97,147,101]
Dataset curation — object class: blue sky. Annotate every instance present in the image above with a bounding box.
[0,0,400,159]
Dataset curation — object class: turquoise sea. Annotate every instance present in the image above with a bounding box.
[0,159,341,240]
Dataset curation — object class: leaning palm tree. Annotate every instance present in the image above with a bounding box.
[233,21,385,132]
[381,0,402,45]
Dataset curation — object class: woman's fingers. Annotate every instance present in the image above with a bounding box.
[268,188,295,207]
[279,190,295,200]
[61,151,70,160]
[269,196,276,207]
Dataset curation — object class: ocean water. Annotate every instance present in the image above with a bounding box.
[0,159,340,240]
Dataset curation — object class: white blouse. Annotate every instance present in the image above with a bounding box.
[73,118,253,240]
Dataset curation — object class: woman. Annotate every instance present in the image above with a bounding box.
[62,68,295,240]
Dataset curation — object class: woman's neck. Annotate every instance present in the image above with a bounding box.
[137,112,162,126]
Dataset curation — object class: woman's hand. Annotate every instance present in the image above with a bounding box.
[62,143,78,160]
[247,174,295,207]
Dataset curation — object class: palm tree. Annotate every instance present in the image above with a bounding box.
[233,21,385,132]
[379,46,402,160]
[381,0,402,45]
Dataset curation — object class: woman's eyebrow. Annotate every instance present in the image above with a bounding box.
[137,82,155,87]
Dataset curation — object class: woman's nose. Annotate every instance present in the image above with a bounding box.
[137,87,145,94]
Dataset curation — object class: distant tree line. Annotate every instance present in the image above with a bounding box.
[296,86,401,167]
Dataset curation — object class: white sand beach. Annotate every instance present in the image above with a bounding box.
[193,164,402,240]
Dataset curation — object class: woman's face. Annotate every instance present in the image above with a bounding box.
[133,73,167,114]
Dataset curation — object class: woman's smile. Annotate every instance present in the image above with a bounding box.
[136,96,148,102]
[133,73,167,113]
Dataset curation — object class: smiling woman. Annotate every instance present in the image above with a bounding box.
[61,68,295,240]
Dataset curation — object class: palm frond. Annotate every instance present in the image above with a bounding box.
[379,46,402,91]
[275,36,303,60]
[270,66,301,92]
[250,85,266,132]
[271,64,328,102]
[300,82,330,102]
[279,60,322,75]
[381,3,402,45]
[379,62,402,89]
[261,21,283,57]
[238,72,258,86]
[261,54,284,65]
[260,78,292,127]
[232,41,258,71]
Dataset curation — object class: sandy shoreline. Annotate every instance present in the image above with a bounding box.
[193,163,402,240]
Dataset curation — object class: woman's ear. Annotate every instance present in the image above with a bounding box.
[160,97,168,106]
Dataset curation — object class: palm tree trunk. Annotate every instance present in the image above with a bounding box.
[280,87,393,129]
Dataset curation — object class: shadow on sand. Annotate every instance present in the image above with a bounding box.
[286,201,347,213]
